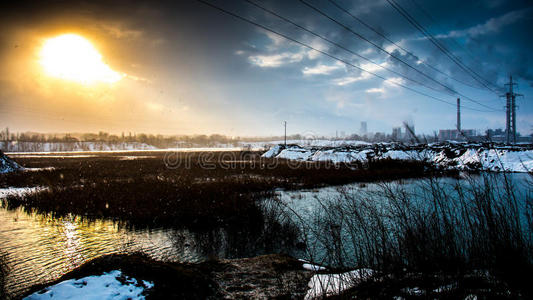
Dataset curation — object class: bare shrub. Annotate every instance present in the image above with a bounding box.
[295,172,533,297]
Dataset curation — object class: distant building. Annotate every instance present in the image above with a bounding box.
[438,129,475,141]
[360,121,367,136]
[485,128,532,143]
[392,127,402,140]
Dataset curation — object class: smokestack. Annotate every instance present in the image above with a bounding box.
[457,98,461,133]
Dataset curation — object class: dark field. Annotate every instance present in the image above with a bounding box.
[1,150,443,230]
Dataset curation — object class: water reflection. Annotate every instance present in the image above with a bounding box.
[0,207,200,297]
[0,197,298,298]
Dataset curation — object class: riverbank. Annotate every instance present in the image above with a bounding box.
[19,253,531,299]
[21,253,313,299]
[263,142,533,172]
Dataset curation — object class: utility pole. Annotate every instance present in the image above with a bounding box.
[283,121,287,147]
[456,98,461,132]
[503,76,522,144]
[5,127,9,152]
[456,98,461,140]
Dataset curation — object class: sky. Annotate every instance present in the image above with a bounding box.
[0,0,532,137]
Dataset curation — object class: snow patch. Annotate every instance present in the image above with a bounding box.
[277,147,313,160]
[24,270,153,300]
[302,263,326,271]
[0,151,23,173]
[119,156,157,160]
[304,269,374,299]
[24,167,56,172]
[0,187,47,199]
[261,145,284,158]
[299,259,327,271]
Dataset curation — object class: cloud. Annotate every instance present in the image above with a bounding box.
[384,77,405,87]
[360,61,388,73]
[264,31,286,50]
[333,74,370,86]
[360,47,375,56]
[365,87,384,94]
[384,39,406,53]
[331,61,388,86]
[302,62,343,76]
[305,38,330,60]
[386,49,456,94]
[125,74,151,84]
[248,51,304,68]
[360,77,403,98]
[100,24,143,40]
[436,7,532,38]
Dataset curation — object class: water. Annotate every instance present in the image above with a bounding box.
[277,173,532,266]
[0,207,207,297]
[0,199,290,297]
[279,173,532,219]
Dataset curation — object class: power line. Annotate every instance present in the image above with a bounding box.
[195,0,496,112]
[385,0,502,95]
[407,0,490,69]
[327,0,484,91]
[407,0,473,57]
[298,0,501,111]
[407,0,506,96]
[244,0,475,102]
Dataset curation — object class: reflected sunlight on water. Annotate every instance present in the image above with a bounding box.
[0,207,203,297]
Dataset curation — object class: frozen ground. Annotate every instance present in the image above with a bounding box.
[24,270,153,300]
[0,151,23,173]
[0,187,46,199]
[263,143,533,172]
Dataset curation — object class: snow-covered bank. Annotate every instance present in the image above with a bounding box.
[24,270,153,300]
[18,253,312,299]
[262,143,533,172]
[0,187,46,199]
[0,151,23,173]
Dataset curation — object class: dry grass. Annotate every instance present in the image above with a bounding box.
[301,172,533,298]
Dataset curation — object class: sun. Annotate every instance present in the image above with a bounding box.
[39,34,123,84]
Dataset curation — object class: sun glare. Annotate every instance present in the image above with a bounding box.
[39,34,123,84]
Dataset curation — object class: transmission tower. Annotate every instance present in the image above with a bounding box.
[502,76,522,144]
